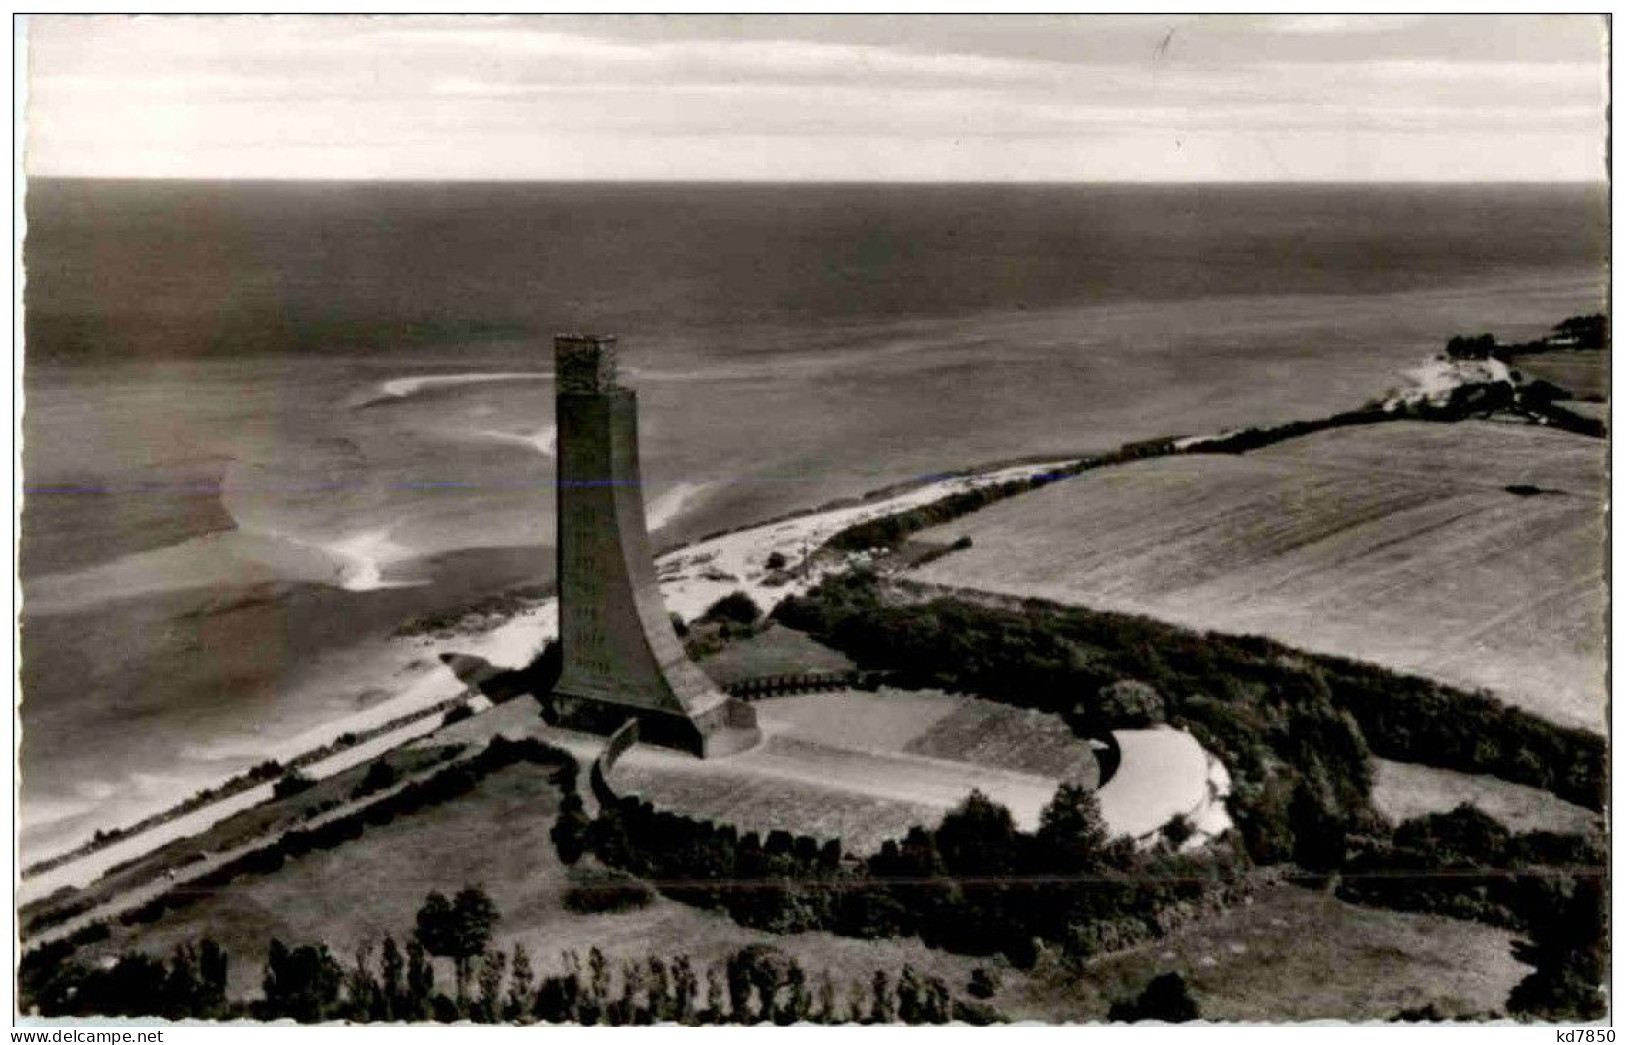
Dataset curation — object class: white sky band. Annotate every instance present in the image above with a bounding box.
[23,14,1608,183]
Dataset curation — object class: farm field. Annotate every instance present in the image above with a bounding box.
[1370,757,1601,835]
[1026,881,1530,1022]
[913,421,1607,732]
[1506,349,1609,400]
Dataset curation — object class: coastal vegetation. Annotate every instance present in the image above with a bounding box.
[1445,313,1608,360]
[680,590,772,659]
[817,378,1600,579]
[21,694,469,881]
[392,583,554,639]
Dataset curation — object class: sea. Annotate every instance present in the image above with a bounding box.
[18,180,1608,864]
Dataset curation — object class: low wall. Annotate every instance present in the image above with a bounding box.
[590,718,641,807]
[724,669,892,700]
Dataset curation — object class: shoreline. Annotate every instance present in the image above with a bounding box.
[22,348,1587,896]
[19,450,1085,888]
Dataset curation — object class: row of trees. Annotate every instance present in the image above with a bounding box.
[777,571,1602,818]
[21,939,231,1021]
[758,571,1605,1017]
[21,886,1010,1025]
[821,439,1178,558]
[773,570,1379,870]
[1335,805,1608,1021]
[575,774,1250,969]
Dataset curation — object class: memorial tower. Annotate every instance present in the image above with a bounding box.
[552,334,760,757]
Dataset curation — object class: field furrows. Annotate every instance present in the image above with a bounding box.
[914,422,1606,730]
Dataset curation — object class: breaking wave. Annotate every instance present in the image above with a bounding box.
[354,371,554,408]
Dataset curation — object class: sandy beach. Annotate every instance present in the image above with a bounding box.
[22,454,1073,893]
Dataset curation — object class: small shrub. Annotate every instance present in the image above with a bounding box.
[702,590,763,627]
[563,863,655,914]
[967,967,1000,999]
[1097,679,1165,727]
[272,771,316,801]
[951,998,1006,1025]
[1109,972,1199,1023]
[354,759,399,797]
[1161,814,1196,850]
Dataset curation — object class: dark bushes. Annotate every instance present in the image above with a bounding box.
[702,591,764,626]
[577,780,1250,969]
[562,863,656,914]
[1337,805,1606,928]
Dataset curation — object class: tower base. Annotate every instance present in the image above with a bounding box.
[553,690,761,759]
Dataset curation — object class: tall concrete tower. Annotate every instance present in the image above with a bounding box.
[552,334,760,758]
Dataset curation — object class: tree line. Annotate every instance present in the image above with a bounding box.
[19,889,1015,1025]
[573,752,1252,971]
[779,571,1602,815]
[761,570,1605,1016]
[1337,805,1607,1021]
[1445,314,1608,360]
[822,438,1176,558]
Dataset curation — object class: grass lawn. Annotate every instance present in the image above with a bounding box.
[24,743,461,929]
[694,622,855,687]
[90,745,1533,1022]
[1371,757,1601,836]
[1018,881,1529,1022]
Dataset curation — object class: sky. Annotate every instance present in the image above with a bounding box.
[21,14,1611,182]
